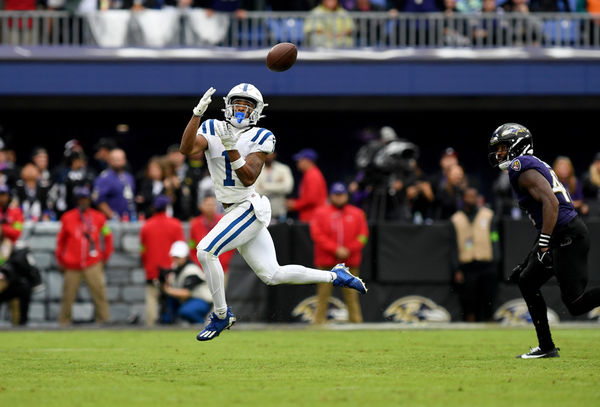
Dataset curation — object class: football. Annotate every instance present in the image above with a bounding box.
[266,42,298,72]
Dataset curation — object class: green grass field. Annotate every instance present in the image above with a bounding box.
[1,327,599,407]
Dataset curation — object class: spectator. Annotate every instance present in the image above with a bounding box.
[254,152,294,223]
[430,147,460,195]
[351,0,386,10]
[162,156,192,221]
[183,151,209,218]
[54,139,85,184]
[582,152,600,217]
[354,127,419,221]
[473,0,507,46]
[500,0,543,45]
[0,185,24,243]
[198,0,249,18]
[31,147,52,185]
[553,156,588,216]
[529,0,571,11]
[93,148,137,221]
[0,138,19,188]
[304,0,355,48]
[348,126,397,215]
[286,148,328,222]
[388,0,442,14]
[0,237,44,326]
[159,241,213,324]
[442,0,472,46]
[405,159,435,223]
[14,163,52,221]
[350,0,387,45]
[455,0,482,12]
[139,195,185,326]
[55,186,113,326]
[189,195,235,276]
[166,143,188,183]
[434,163,468,220]
[450,187,499,322]
[268,0,314,10]
[135,156,167,220]
[49,151,96,219]
[92,137,117,174]
[309,182,368,324]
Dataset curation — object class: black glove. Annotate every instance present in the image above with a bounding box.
[536,248,553,269]
[536,233,553,269]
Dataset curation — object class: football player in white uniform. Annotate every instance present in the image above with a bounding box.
[180,83,367,341]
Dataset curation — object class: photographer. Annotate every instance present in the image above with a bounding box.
[350,126,420,222]
[0,238,44,326]
[159,241,212,325]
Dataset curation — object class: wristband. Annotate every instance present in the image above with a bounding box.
[230,157,246,170]
[538,233,551,248]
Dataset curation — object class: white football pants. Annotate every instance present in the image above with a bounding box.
[196,200,334,316]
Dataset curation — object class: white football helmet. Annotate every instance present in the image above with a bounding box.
[223,83,267,128]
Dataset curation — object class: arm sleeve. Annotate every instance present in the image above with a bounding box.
[309,211,339,255]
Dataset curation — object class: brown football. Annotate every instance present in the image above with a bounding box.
[266,42,298,72]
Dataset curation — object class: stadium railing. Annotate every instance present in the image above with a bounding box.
[0,10,599,49]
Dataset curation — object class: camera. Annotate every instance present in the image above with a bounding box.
[158,267,171,285]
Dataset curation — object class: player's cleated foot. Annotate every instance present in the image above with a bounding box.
[516,346,560,359]
[332,263,367,294]
[196,307,236,341]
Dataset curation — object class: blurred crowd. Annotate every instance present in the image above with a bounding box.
[0,0,590,13]
[0,125,597,226]
[0,124,599,325]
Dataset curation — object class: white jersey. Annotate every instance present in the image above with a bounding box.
[197,119,276,204]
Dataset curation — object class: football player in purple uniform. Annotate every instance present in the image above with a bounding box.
[489,123,600,359]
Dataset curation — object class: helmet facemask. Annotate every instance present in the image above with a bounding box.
[488,124,534,170]
[225,98,257,128]
[223,83,267,128]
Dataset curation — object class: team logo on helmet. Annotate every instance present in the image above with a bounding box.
[494,299,560,325]
[511,159,521,171]
[292,296,349,323]
[587,306,600,321]
[383,296,451,323]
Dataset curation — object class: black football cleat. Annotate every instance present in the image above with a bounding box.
[516,346,560,359]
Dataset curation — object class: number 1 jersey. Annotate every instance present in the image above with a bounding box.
[197,119,276,204]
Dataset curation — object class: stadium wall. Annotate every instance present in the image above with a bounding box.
[2,58,600,96]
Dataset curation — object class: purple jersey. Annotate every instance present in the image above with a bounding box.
[508,155,577,231]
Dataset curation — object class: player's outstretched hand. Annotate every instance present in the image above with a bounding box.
[193,87,216,117]
[216,121,239,150]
